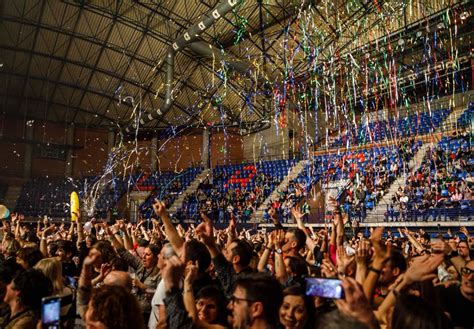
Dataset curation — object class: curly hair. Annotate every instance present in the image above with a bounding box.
[13,268,53,312]
[91,240,116,264]
[89,285,144,329]
[2,235,20,258]
[16,247,43,269]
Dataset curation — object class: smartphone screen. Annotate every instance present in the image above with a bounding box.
[305,278,344,299]
[42,296,61,329]
[66,276,77,288]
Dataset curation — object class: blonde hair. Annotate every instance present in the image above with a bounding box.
[2,236,20,257]
[34,257,65,295]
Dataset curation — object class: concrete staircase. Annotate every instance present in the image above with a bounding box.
[438,104,470,132]
[2,185,22,211]
[365,104,470,222]
[365,143,431,222]
[251,159,309,222]
[169,168,211,213]
[322,179,351,200]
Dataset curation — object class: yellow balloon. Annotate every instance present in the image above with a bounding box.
[70,192,80,222]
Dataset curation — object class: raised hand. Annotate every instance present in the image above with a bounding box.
[321,258,337,278]
[83,248,101,269]
[355,240,371,266]
[336,277,378,329]
[403,254,444,286]
[274,229,285,249]
[42,224,57,238]
[195,212,215,247]
[162,255,186,291]
[431,240,453,255]
[370,227,390,267]
[11,212,18,223]
[98,263,112,281]
[152,199,167,218]
[337,247,354,273]
[291,207,304,221]
[327,196,339,212]
[184,263,198,286]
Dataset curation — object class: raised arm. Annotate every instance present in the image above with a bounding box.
[292,207,316,251]
[355,240,370,285]
[153,200,184,255]
[76,218,84,249]
[39,224,57,257]
[403,228,424,253]
[77,249,101,319]
[162,255,194,329]
[67,221,75,241]
[363,227,390,303]
[116,220,133,250]
[257,232,274,272]
[375,254,444,324]
[274,230,288,284]
[195,212,220,258]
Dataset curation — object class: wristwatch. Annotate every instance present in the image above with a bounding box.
[275,248,282,254]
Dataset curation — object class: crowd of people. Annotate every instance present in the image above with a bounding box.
[0,199,472,329]
[263,139,419,224]
[178,173,279,223]
[386,132,473,221]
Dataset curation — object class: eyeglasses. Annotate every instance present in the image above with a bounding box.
[460,267,474,276]
[229,295,255,305]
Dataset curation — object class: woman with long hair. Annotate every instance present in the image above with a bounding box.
[34,257,74,321]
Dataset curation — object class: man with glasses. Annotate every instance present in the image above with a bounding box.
[227,272,282,329]
[436,259,474,328]
[457,240,471,262]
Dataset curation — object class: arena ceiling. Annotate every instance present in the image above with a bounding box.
[0,0,472,134]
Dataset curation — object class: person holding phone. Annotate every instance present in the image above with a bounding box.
[41,296,61,329]
[34,258,74,326]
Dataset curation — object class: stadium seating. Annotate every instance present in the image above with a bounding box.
[331,108,450,147]
[139,167,202,218]
[179,159,297,222]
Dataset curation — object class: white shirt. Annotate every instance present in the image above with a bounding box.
[148,279,166,329]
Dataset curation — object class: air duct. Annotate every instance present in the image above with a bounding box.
[187,41,252,73]
[126,0,238,133]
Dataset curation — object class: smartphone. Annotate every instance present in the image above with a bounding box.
[66,276,77,288]
[42,296,61,329]
[305,278,344,299]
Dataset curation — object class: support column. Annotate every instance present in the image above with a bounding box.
[23,124,34,179]
[201,128,210,169]
[107,130,116,155]
[65,125,75,177]
[150,136,158,172]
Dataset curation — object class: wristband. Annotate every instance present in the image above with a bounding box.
[368,266,382,275]
[447,250,458,258]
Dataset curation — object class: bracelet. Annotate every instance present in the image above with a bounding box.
[265,246,273,251]
[368,266,382,275]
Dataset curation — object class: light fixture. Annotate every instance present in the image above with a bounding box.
[460,11,470,20]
